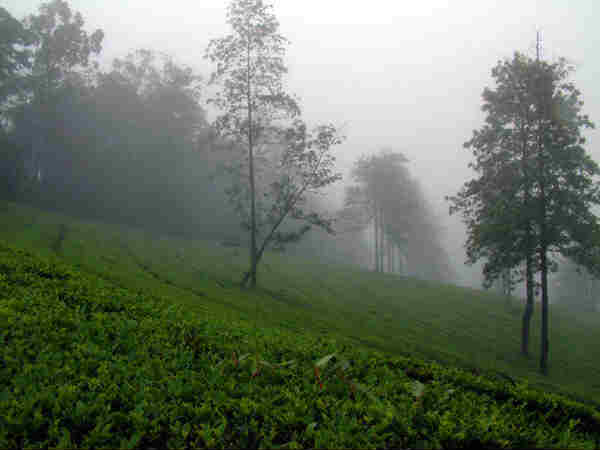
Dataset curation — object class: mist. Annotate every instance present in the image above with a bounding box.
[3,0,600,292]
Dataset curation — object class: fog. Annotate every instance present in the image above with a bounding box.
[5,0,600,289]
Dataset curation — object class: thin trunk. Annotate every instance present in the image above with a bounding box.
[379,208,384,273]
[378,208,382,272]
[399,249,405,275]
[374,203,379,272]
[540,242,549,374]
[46,42,51,102]
[502,269,510,307]
[380,209,385,273]
[538,129,549,374]
[521,243,534,356]
[537,59,549,374]
[247,40,257,288]
[386,228,391,273]
[519,99,535,356]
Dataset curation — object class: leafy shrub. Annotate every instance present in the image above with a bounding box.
[1,242,599,448]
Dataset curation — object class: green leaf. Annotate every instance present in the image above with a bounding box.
[277,359,296,367]
[411,380,425,398]
[57,428,73,448]
[238,353,251,362]
[122,431,143,449]
[315,353,336,368]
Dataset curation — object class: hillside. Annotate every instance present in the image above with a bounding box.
[2,200,600,447]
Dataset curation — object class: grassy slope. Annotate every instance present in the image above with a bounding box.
[5,241,600,449]
[1,200,599,405]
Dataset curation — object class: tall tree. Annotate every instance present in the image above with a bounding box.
[206,0,343,287]
[529,56,599,373]
[206,0,299,288]
[449,52,600,373]
[448,53,542,356]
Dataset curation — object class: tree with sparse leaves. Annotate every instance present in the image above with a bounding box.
[206,0,344,288]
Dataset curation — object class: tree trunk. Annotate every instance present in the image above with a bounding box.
[540,244,549,374]
[380,209,385,273]
[247,41,257,288]
[502,269,511,308]
[398,250,405,275]
[248,142,257,287]
[387,232,394,273]
[537,76,549,374]
[374,204,379,272]
[379,208,384,273]
[521,249,534,356]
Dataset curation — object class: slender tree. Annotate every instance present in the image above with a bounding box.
[206,0,299,288]
[206,0,343,287]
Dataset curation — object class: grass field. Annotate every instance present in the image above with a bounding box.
[1,200,599,407]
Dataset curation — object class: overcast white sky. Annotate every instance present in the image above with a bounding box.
[5,0,599,286]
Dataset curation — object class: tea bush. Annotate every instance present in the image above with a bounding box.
[1,242,599,448]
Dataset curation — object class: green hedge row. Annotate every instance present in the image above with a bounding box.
[1,242,599,448]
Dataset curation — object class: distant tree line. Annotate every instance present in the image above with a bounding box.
[0,1,244,240]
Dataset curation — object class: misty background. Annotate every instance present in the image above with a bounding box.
[3,0,599,292]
